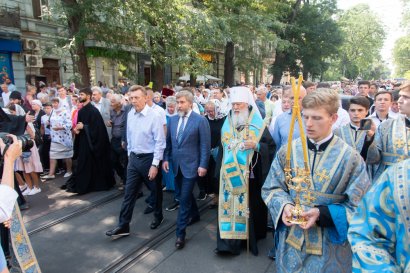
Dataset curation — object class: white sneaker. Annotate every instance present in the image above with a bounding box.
[19,184,28,192]
[63,172,72,178]
[28,187,41,195]
[23,188,32,196]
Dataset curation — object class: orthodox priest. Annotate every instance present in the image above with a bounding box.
[67,87,115,194]
[348,158,410,272]
[262,88,370,273]
[367,81,410,182]
[215,86,275,256]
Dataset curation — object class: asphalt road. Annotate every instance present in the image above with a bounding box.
[20,174,276,273]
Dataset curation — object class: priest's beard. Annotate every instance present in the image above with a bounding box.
[232,109,249,129]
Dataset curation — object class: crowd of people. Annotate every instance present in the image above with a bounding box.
[0,76,409,272]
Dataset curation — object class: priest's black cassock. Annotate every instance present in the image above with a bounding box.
[68,103,115,194]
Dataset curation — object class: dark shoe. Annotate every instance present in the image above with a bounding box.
[150,217,164,229]
[136,191,143,199]
[60,184,67,190]
[19,203,30,211]
[197,192,207,201]
[165,201,179,211]
[106,226,130,238]
[208,204,218,209]
[175,237,185,249]
[187,216,200,226]
[144,205,154,214]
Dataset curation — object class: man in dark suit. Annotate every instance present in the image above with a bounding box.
[163,90,211,249]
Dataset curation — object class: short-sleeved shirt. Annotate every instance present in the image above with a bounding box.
[0,185,18,223]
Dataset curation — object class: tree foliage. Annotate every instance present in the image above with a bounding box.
[270,0,342,84]
[392,0,410,78]
[330,4,386,80]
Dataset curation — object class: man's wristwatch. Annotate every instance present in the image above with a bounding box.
[151,164,159,168]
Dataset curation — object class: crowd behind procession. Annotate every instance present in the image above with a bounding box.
[0,76,409,272]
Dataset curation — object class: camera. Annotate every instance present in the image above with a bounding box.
[0,133,34,152]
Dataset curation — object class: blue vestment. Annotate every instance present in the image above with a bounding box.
[348,158,410,272]
[262,136,370,273]
[367,116,410,182]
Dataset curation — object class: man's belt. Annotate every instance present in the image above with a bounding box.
[131,152,154,158]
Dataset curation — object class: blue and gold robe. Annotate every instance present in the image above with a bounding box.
[262,136,370,273]
[348,158,410,272]
[334,123,377,179]
[334,124,367,153]
[218,107,265,240]
[367,116,410,182]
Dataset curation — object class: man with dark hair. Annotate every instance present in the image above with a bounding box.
[335,96,376,162]
[369,83,378,99]
[369,91,395,128]
[357,80,374,106]
[66,87,115,194]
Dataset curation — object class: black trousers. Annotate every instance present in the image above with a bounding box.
[119,153,163,227]
[110,137,128,183]
[39,135,51,170]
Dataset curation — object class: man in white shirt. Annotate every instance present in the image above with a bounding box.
[143,89,167,214]
[369,91,395,128]
[106,85,166,238]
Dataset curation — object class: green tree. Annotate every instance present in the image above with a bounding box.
[334,4,386,80]
[197,0,278,86]
[270,0,342,84]
[392,0,410,79]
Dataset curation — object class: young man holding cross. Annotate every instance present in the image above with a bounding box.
[262,88,370,273]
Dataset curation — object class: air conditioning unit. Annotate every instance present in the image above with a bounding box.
[24,54,43,68]
[23,39,40,51]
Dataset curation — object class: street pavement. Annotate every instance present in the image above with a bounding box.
[20,174,276,273]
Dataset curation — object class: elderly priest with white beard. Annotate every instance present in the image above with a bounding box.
[214,86,275,256]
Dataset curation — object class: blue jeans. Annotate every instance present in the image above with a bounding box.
[175,169,199,239]
[119,153,162,227]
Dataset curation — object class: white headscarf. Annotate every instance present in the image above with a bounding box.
[206,99,226,120]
